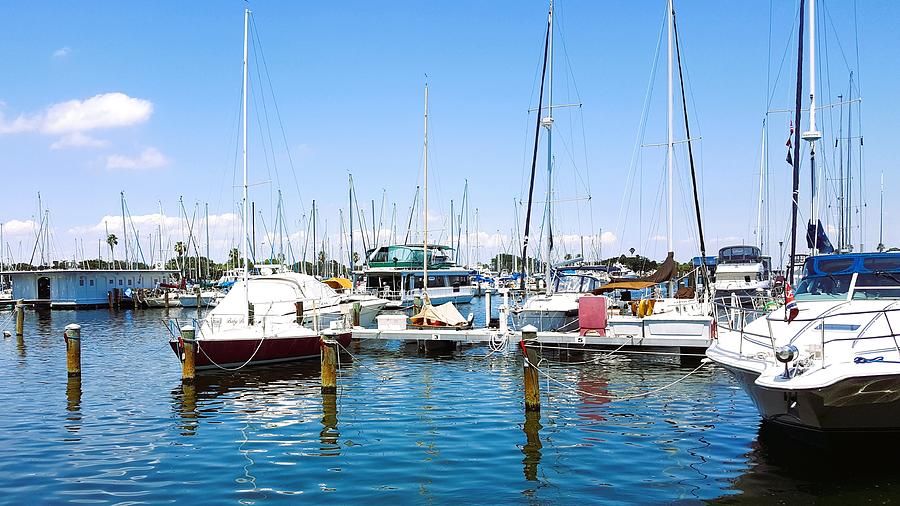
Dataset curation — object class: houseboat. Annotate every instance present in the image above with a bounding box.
[358,244,475,308]
[2,268,178,309]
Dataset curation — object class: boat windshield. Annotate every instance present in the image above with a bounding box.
[555,274,601,293]
[794,274,852,301]
[851,271,900,300]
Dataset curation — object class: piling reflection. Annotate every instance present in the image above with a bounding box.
[521,410,543,481]
[319,393,340,456]
[177,383,199,437]
[16,334,26,358]
[65,377,82,434]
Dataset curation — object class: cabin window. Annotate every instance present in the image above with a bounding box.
[863,257,900,273]
[427,276,444,288]
[109,279,114,285]
[118,279,123,286]
[79,278,85,286]
[817,258,854,274]
[153,278,158,284]
[89,280,95,286]
[128,279,133,286]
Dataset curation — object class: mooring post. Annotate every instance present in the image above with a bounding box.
[295,301,304,325]
[15,302,25,336]
[521,324,540,412]
[484,290,492,327]
[64,323,82,377]
[180,325,196,383]
[351,302,361,327]
[320,337,337,394]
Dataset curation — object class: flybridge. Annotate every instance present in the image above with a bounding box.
[365,245,456,270]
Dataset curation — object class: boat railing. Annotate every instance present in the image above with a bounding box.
[713,298,900,366]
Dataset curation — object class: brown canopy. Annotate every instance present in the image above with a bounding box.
[592,252,677,294]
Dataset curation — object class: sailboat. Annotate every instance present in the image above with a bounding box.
[706,0,900,434]
[511,0,609,331]
[168,9,350,370]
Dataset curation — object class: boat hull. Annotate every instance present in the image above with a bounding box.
[512,310,577,332]
[722,364,900,433]
[170,332,351,371]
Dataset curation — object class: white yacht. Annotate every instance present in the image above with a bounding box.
[512,267,609,331]
[707,253,900,433]
[713,245,773,298]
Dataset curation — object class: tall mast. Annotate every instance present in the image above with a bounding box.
[788,0,806,285]
[158,201,163,268]
[205,202,210,278]
[423,82,429,301]
[802,0,822,254]
[121,191,128,269]
[847,72,854,250]
[312,200,317,276]
[879,172,884,251]
[241,8,250,313]
[838,94,844,250]
[666,0,674,295]
[756,120,766,250]
[349,173,354,272]
[542,0,554,296]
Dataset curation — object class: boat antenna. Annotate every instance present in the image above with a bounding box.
[520,2,552,291]
[672,4,710,292]
[788,0,806,285]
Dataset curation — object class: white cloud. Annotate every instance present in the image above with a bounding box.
[2,219,40,235]
[0,92,153,146]
[53,47,71,59]
[50,132,109,150]
[106,147,168,170]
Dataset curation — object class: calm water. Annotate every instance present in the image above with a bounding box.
[1,299,898,504]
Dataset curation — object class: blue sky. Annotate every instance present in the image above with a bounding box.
[1,0,897,267]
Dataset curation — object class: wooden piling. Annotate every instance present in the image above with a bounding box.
[521,324,540,412]
[295,301,304,325]
[351,302,361,327]
[180,325,196,383]
[320,337,337,394]
[64,323,82,377]
[15,302,24,336]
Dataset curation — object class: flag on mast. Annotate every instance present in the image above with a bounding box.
[785,121,794,166]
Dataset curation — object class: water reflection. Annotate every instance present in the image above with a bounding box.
[521,410,543,481]
[64,377,82,434]
[320,393,339,456]
[722,421,900,503]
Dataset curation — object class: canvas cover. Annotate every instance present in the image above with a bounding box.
[410,302,467,326]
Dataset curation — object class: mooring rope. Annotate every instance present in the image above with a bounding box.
[335,339,393,381]
[526,341,632,366]
[523,354,711,401]
[197,333,268,372]
[0,310,14,330]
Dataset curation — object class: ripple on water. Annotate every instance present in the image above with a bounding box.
[2,305,896,503]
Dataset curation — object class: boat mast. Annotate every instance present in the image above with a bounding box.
[121,191,129,269]
[349,173,354,273]
[241,7,250,317]
[756,120,766,250]
[423,82,429,302]
[666,0,674,296]
[519,2,551,291]
[542,0,554,296]
[788,0,806,285]
[846,72,854,250]
[879,172,884,251]
[802,0,822,254]
[158,201,163,269]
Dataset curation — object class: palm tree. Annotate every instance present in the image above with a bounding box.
[229,247,240,268]
[106,234,118,268]
[317,250,326,277]
[175,241,186,276]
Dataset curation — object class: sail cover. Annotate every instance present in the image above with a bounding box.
[410,302,467,326]
[592,252,678,294]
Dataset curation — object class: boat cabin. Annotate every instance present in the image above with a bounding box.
[2,268,178,309]
[795,253,900,301]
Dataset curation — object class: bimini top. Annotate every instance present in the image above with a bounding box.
[366,244,456,269]
[795,252,900,301]
[717,245,761,264]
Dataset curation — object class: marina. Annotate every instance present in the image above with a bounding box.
[2,0,899,503]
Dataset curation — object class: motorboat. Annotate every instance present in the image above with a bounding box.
[170,273,351,370]
[713,245,773,299]
[707,252,900,433]
[512,267,609,331]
